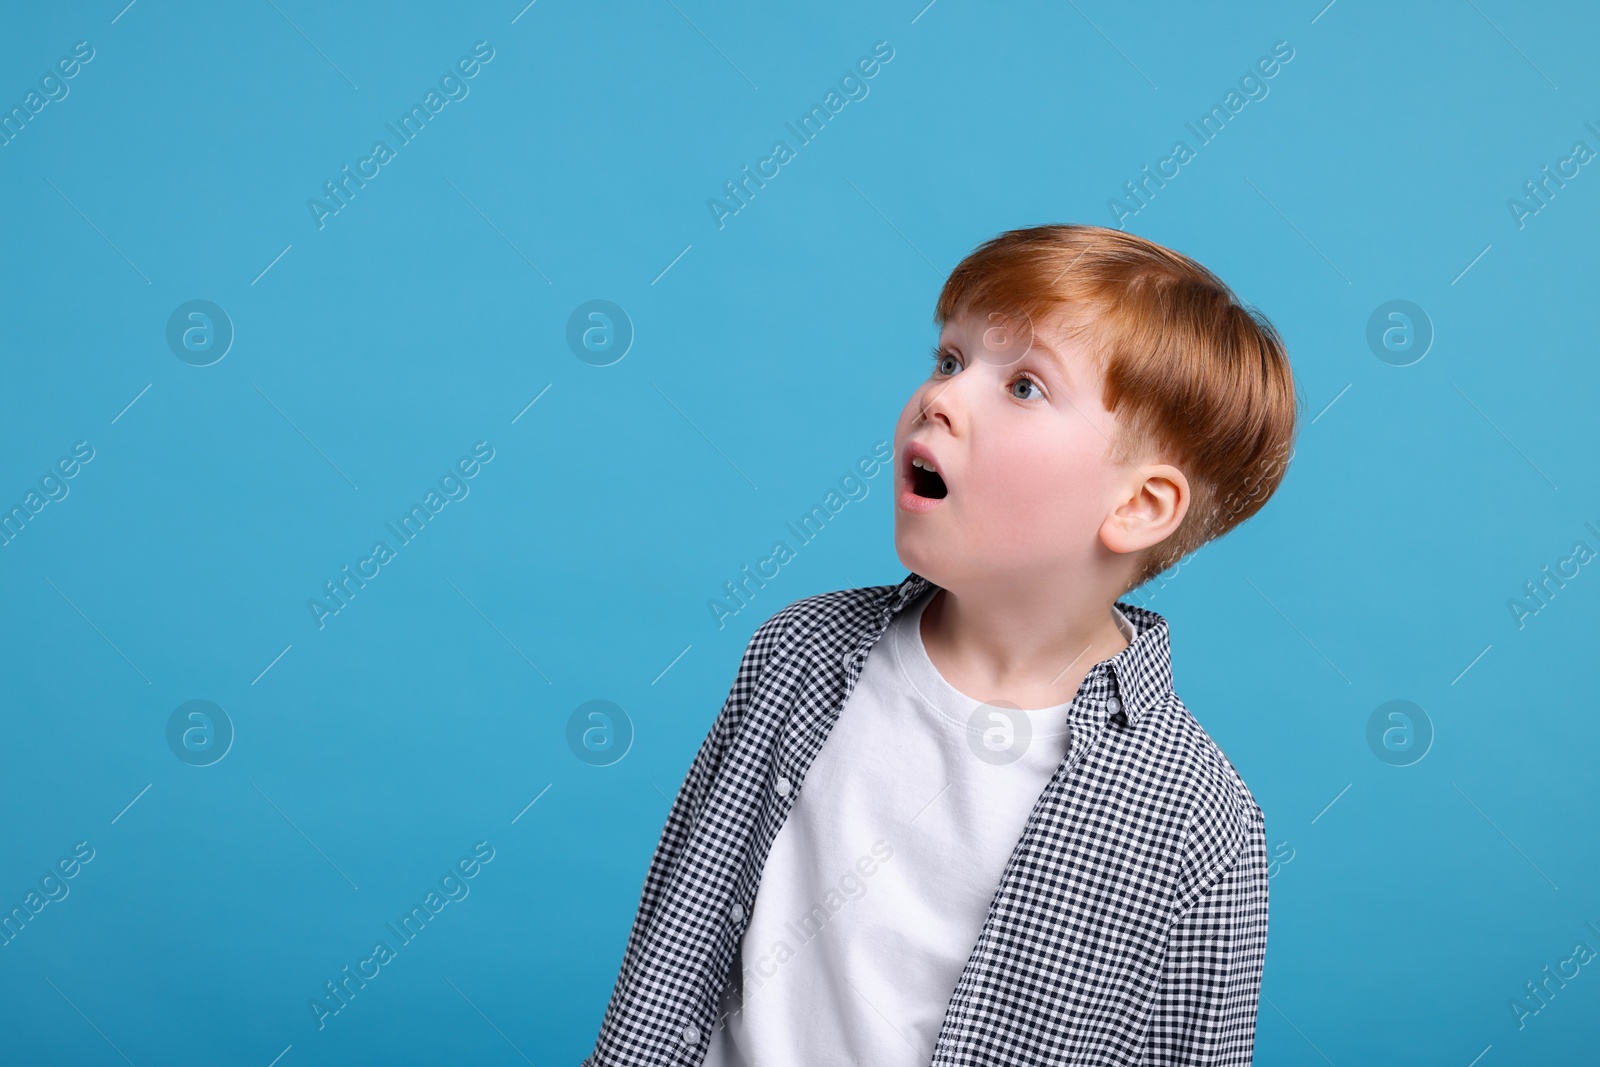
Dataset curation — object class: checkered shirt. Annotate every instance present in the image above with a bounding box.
[583,571,1269,1065]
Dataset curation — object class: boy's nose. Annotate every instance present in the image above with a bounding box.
[921,364,982,429]
[917,381,957,430]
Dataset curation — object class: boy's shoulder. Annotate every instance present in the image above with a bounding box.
[1113,603,1265,882]
[745,577,911,662]
[1134,689,1266,907]
[1140,683,1265,835]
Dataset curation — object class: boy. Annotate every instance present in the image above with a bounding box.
[583,224,1298,1066]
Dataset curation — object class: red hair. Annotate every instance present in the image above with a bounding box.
[934,224,1300,591]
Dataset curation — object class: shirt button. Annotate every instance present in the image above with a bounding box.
[681,1023,701,1046]
[1106,696,1123,715]
[775,776,792,796]
[730,902,745,922]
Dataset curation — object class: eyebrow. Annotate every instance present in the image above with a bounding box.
[1019,334,1074,389]
[1027,335,1063,367]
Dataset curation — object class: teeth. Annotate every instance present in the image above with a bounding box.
[912,457,938,472]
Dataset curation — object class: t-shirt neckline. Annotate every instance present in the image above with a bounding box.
[889,586,1138,742]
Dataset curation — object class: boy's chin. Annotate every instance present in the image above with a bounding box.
[893,532,952,585]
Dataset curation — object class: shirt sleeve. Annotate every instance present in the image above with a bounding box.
[1139,801,1270,1066]
[589,608,791,1052]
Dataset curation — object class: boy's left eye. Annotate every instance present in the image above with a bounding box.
[1010,377,1042,400]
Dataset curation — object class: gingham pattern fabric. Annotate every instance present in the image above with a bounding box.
[583,572,1268,1066]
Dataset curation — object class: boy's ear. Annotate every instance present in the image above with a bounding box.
[1099,463,1189,555]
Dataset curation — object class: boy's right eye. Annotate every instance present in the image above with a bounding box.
[929,346,960,376]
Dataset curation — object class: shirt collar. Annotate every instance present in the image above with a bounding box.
[872,572,1174,729]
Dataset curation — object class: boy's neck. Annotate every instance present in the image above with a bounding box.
[918,581,1132,712]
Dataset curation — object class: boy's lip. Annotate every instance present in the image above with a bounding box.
[898,439,948,512]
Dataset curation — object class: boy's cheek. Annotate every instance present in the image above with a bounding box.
[980,455,1109,545]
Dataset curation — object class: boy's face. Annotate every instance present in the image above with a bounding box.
[892,308,1147,593]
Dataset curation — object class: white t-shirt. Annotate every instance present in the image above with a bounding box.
[701,586,1137,1066]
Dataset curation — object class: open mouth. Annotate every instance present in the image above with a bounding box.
[910,456,948,499]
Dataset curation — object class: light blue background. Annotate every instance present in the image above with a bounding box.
[2,1,1597,1064]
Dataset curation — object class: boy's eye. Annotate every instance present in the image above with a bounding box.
[931,346,1044,400]
[930,346,960,376]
